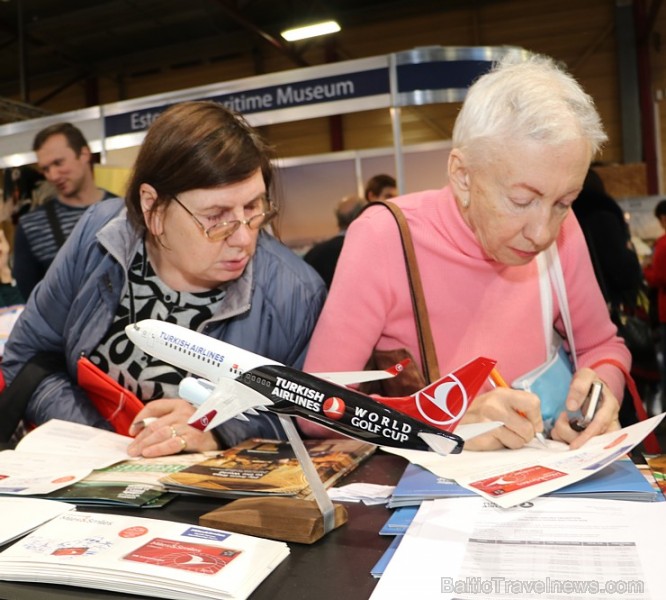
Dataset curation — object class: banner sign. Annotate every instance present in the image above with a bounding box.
[104,68,389,138]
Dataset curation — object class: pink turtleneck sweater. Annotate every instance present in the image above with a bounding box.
[304,186,630,400]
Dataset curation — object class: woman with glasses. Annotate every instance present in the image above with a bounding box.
[2,101,326,456]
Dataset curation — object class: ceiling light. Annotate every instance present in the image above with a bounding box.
[281,20,341,42]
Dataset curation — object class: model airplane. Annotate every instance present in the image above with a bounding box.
[125,319,501,455]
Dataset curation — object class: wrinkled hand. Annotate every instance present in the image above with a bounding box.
[461,388,544,451]
[550,368,620,449]
[127,398,219,457]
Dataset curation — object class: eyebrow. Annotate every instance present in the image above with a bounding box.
[198,192,267,212]
[511,183,543,196]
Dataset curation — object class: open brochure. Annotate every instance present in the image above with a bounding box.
[0,511,289,600]
[160,438,375,500]
[383,413,665,508]
[44,452,215,508]
[0,419,132,495]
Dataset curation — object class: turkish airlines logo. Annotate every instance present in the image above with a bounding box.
[414,374,468,425]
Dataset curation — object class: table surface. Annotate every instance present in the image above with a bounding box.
[0,451,407,600]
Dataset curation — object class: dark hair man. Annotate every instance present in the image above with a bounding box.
[13,123,116,298]
[364,174,397,203]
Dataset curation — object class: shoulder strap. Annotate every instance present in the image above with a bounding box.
[0,353,66,442]
[44,200,66,248]
[545,244,578,370]
[374,201,440,383]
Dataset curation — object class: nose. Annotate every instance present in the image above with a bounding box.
[522,206,556,248]
[225,220,254,247]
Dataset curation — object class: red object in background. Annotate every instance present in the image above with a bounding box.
[77,357,143,436]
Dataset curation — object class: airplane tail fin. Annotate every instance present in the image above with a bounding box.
[374,356,497,432]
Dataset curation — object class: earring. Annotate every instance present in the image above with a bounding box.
[461,196,470,209]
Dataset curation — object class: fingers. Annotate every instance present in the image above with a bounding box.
[127,421,186,456]
[551,387,621,449]
[126,398,218,457]
[462,388,543,450]
[564,368,597,412]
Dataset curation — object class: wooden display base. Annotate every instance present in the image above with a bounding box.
[200,497,348,544]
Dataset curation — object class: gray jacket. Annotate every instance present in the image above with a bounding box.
[2,198,327,446]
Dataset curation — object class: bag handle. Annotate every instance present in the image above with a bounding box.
[374,201,440,383]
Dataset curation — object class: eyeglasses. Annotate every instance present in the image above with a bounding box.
[172,195,277,242]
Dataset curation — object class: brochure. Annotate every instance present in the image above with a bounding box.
[0,419,132,495]
[44,452,215,508]
[383,413,665,508]
[160,438,375,499]
[388,456,662,508]
[0,511,289,600]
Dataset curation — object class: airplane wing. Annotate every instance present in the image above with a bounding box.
[181,377,273,432]
[313,359,410,386]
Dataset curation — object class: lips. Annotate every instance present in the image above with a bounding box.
[220,256,249,271]
[512,248,539,260]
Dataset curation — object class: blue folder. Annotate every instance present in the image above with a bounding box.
[388,457,662,508]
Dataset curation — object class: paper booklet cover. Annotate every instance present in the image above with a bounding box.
[0,511,289,600]
[388,457,662,508]
[160,437,375,499]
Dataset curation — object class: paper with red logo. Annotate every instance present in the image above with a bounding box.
[470,465,566,496]
[124,537,240,574]
[0,511,289,599]
[382,413,666,508]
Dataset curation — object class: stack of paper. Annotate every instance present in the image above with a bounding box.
[372,497,666,600]
[0,511,289,600]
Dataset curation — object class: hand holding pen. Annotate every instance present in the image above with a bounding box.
[489,368,548,447]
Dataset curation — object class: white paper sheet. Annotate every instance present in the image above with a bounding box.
[0,420,133,495]
[382,413,665,507]
[372,496,665,600]
[0,497,74,545]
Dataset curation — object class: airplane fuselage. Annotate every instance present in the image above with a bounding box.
[126,321,278,383]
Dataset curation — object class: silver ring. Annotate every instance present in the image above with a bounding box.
[169,425,178,438]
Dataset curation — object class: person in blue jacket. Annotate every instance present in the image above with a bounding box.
[2,101,326,457]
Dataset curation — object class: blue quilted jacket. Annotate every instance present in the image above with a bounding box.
[2,198,327,446]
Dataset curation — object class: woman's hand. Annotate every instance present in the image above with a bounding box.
[127,398,220,457]
[550,368,620,449]
[461,387,544,451]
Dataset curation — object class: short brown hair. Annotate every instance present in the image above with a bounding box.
[125,101,275,233]
[364,174,396,201]
[32,122,89,156]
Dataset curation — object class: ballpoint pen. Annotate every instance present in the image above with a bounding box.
[489,367,548,446]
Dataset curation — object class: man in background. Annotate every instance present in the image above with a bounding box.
[13,123,116,299]
[364,174,397,203]
[304,195,366,288]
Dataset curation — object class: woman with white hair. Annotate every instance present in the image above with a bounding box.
[302,54,629,451]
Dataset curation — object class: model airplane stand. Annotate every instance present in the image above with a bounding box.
[200,415,348,544]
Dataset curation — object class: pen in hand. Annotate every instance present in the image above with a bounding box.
[489,368,548,447]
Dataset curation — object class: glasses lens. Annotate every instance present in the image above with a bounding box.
[205,204,277,241]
